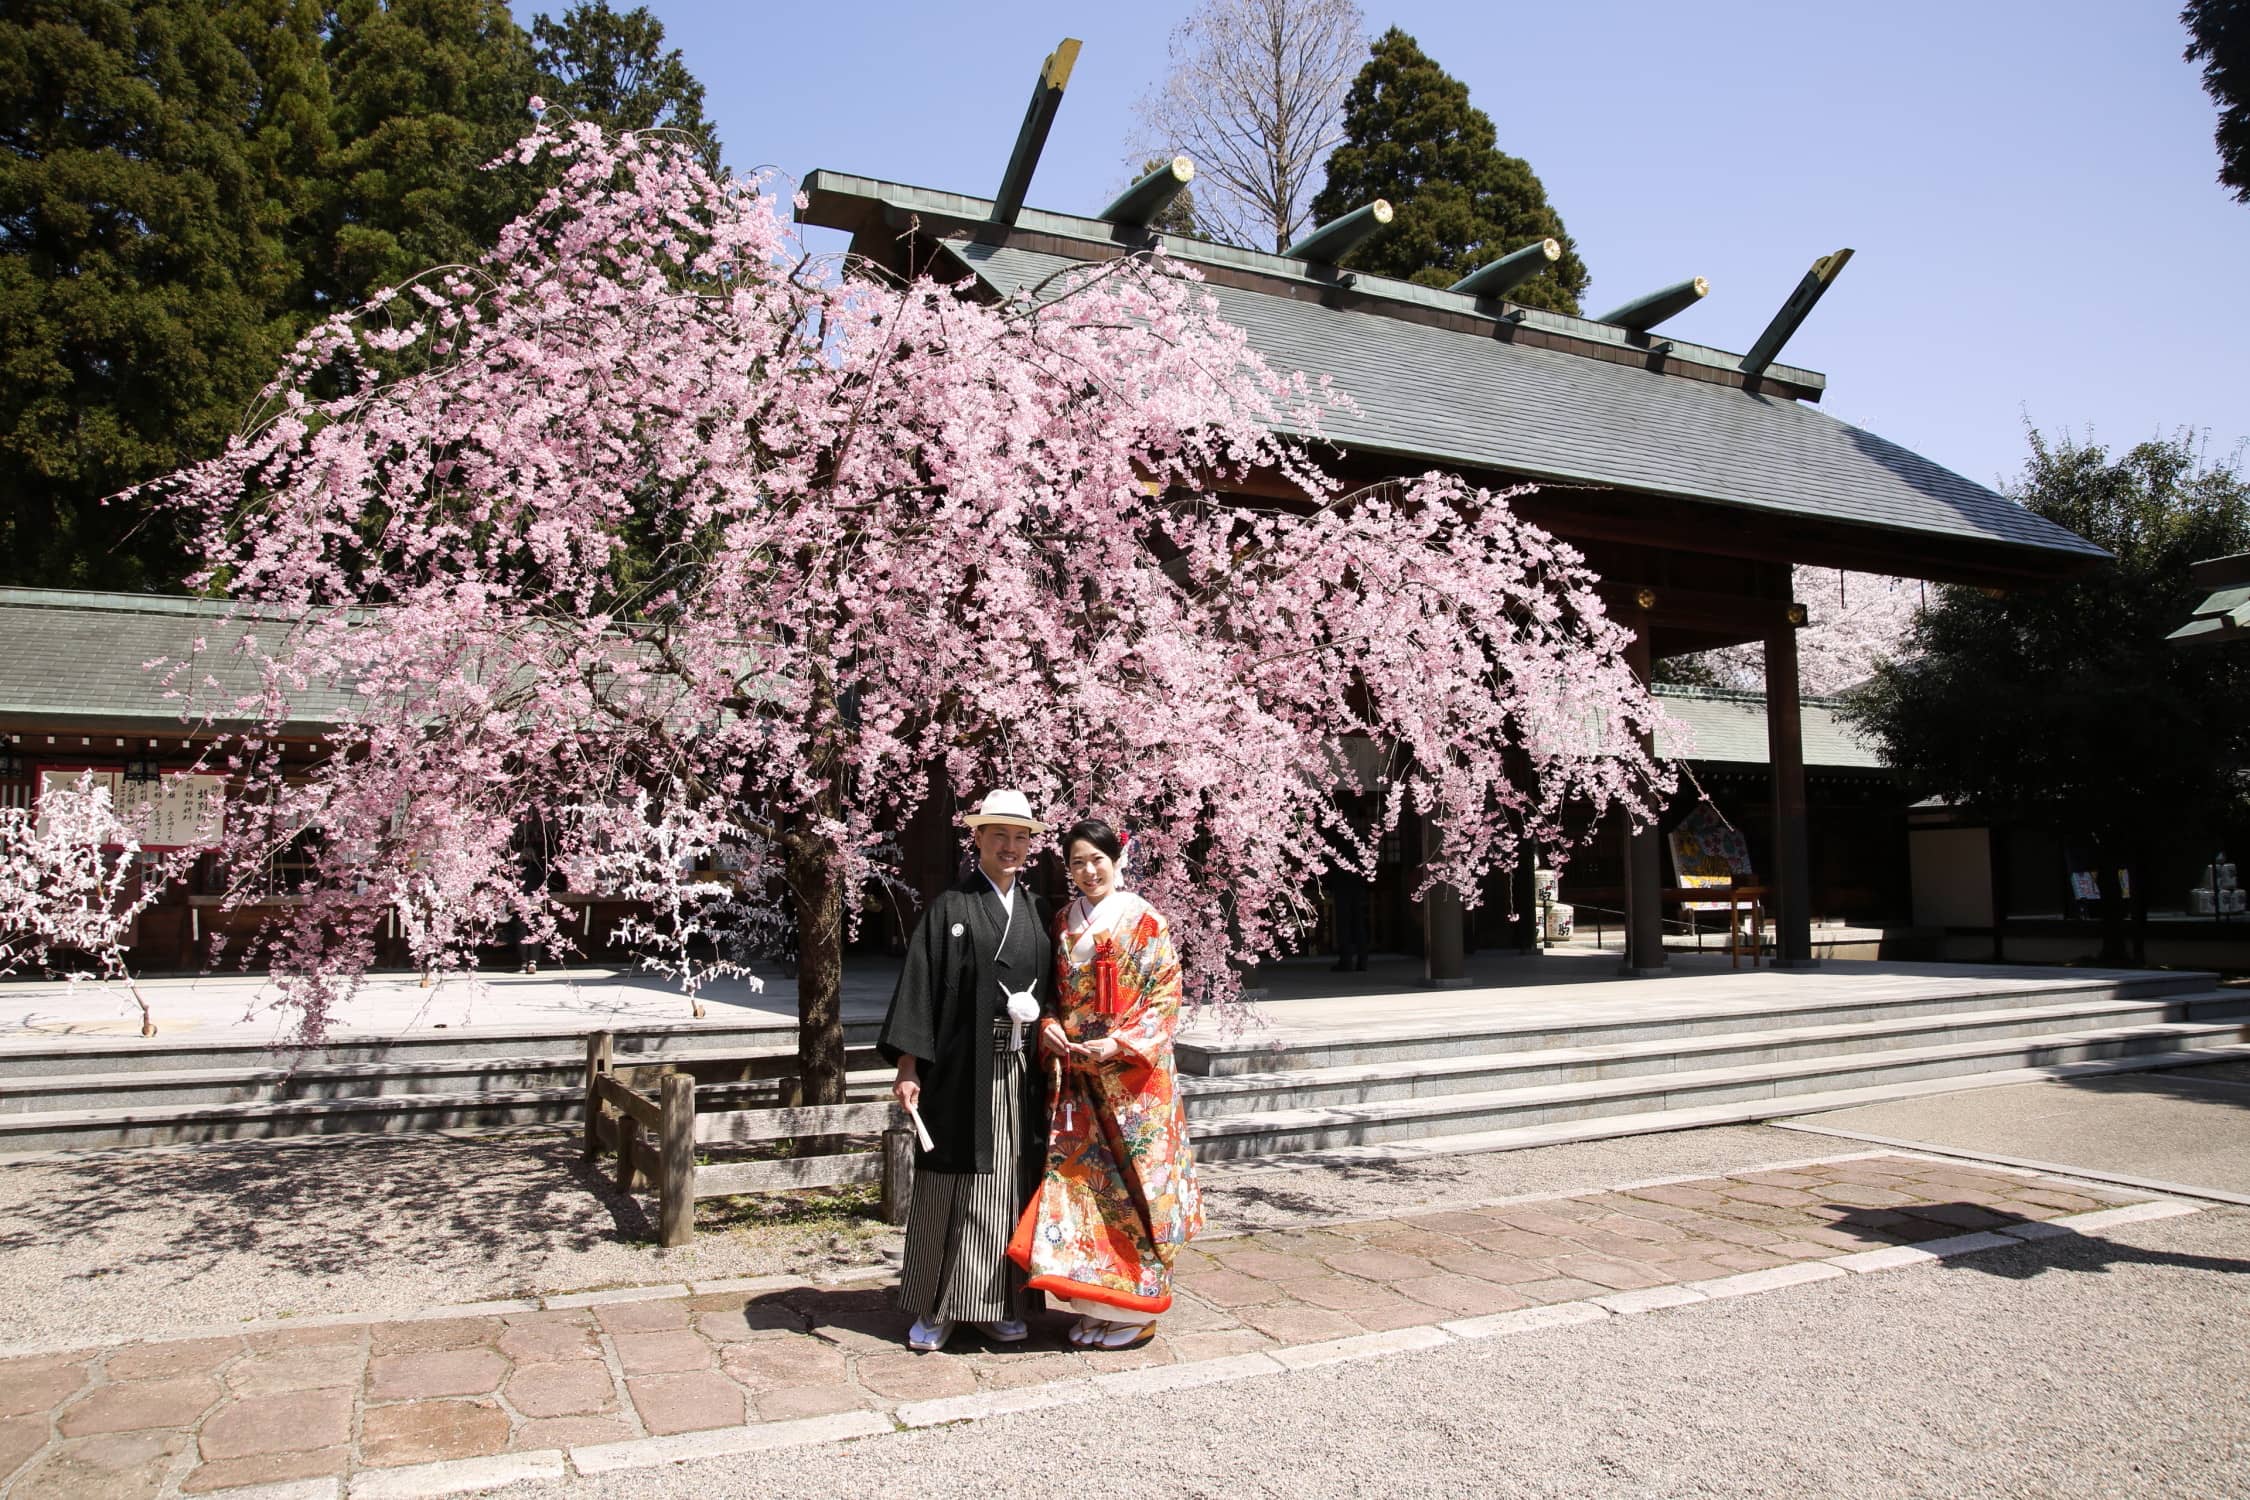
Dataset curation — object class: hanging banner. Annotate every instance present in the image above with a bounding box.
[35,767,228,851]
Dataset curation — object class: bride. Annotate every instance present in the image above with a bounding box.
[1009,818,1203,1349]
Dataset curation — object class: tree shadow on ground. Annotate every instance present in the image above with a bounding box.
[0,1129,651,1284]
[1205,1153,1463,1229]
[1827,1201,2250,1282]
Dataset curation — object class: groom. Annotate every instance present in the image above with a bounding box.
[880,789,1054,1351]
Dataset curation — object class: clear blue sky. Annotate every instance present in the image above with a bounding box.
[637,0,2245,494]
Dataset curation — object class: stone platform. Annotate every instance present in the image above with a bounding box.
[0,1150,2186,1497]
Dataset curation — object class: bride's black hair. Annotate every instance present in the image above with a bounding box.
[1061,818,1123,862]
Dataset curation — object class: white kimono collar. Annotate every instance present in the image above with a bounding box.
[1069,888,1134,932]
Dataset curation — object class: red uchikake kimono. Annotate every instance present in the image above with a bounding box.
[1008,890,1204,1316]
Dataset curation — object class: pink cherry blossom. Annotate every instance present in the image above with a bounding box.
[137,122,1675,1086]
[1690,568,1924,696]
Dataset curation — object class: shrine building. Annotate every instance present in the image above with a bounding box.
[795,41,2108,980]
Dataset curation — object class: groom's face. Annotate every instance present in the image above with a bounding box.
[975,823,1034,879]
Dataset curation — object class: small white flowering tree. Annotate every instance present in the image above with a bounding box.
[0,774,187,1037]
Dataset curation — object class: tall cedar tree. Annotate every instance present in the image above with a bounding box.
[532,3,718,170]
[1309,28,1587,314]
[313,0,538,309]
[0,0,304,589]
[2185,0,2250,201]
[1842,431,2250,964]
[2,0,724,592]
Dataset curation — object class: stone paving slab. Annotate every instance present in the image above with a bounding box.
[0,1152,2172,1497]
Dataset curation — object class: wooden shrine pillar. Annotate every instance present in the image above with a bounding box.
[1621,623,1668,975]
[1764,617,1815,965]
[1512,859,1542,955]
[1423,821,1469,987]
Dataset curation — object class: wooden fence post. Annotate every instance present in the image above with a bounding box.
[880,1121,915,1227]
[659,1071,697,1248]
[615,1118,642,1194]
[583,1031,614,1161]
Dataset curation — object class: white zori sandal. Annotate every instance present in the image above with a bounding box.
[1096,1319,1158,1350]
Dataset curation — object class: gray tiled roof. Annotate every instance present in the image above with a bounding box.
[944,241,2106,567]
[0,590,347,732]
[2167,553,2250,644]
[1653,686,1886,770]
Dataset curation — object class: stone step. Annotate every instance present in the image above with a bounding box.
[1199,1042,2250,1175]
[1180,1019,2250,1161]
[1176,971,2214,1076]
[0,1070,896,1154]
[1180,995,2250,1115]
[0,1043,890,1115]
[0,1017,882,1080]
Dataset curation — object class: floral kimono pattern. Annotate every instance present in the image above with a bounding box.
[1008,890,1203,1314]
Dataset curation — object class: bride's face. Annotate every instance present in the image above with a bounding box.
[1067,840,1117,902]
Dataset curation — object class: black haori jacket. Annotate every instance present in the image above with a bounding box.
[878,874,1052,1177]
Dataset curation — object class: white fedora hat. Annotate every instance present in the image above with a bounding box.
[962,788,1047,833]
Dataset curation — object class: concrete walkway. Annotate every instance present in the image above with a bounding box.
[0,1152,2178,1498]
[1785,1060,2250,1200]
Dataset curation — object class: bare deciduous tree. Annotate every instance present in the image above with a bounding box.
[1133,0,1366,251]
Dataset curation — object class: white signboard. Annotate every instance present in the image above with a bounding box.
[36,768,227,850]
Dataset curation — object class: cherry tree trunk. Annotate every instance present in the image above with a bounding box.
[792,847,849,1106]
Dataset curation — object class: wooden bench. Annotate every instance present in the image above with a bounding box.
[1561,882,1771,966]
[581,1031,915,1247]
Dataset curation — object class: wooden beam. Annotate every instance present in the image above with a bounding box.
[1102,156,1194,227]
[1448,237,1560,300]
[596,1073,660,1131]
[695,1101,900,1146]
[1592,581,1806,634]
[881,1128,915,1226]
[1620,621,1668,975]
[582,1031,613,1162]
[659,1072,696,1247]
[1596,277,1709,332]
[1284,201,1393,264]
[991,39,1082,226]
[1741,249,1853,378]
[1764,623,1814,965]
[695,1153,884,1197]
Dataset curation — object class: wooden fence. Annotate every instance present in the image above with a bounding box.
[581,1031,914,1247]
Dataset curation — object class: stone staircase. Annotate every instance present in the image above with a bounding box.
[0,1018,887,1153]
[1177,971,2250,1163]
[7,970,2247,1162]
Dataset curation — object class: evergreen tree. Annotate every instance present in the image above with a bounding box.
[2184,0,2250,202]
[1843,430,2250,964]
[1309,28,1588,314]
[216,0,336,323]
[0,0,300,590]
[314,0,538,308]
[531,2,718,169]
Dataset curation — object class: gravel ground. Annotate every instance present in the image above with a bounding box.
[0,1122,1819,1352]
[0,1128,892,1353]
[491,1206,2250,1500]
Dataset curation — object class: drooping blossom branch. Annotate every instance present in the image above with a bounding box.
[142,120,1675,1085]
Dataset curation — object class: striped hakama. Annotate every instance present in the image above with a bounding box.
[897,1020,1035,1322]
